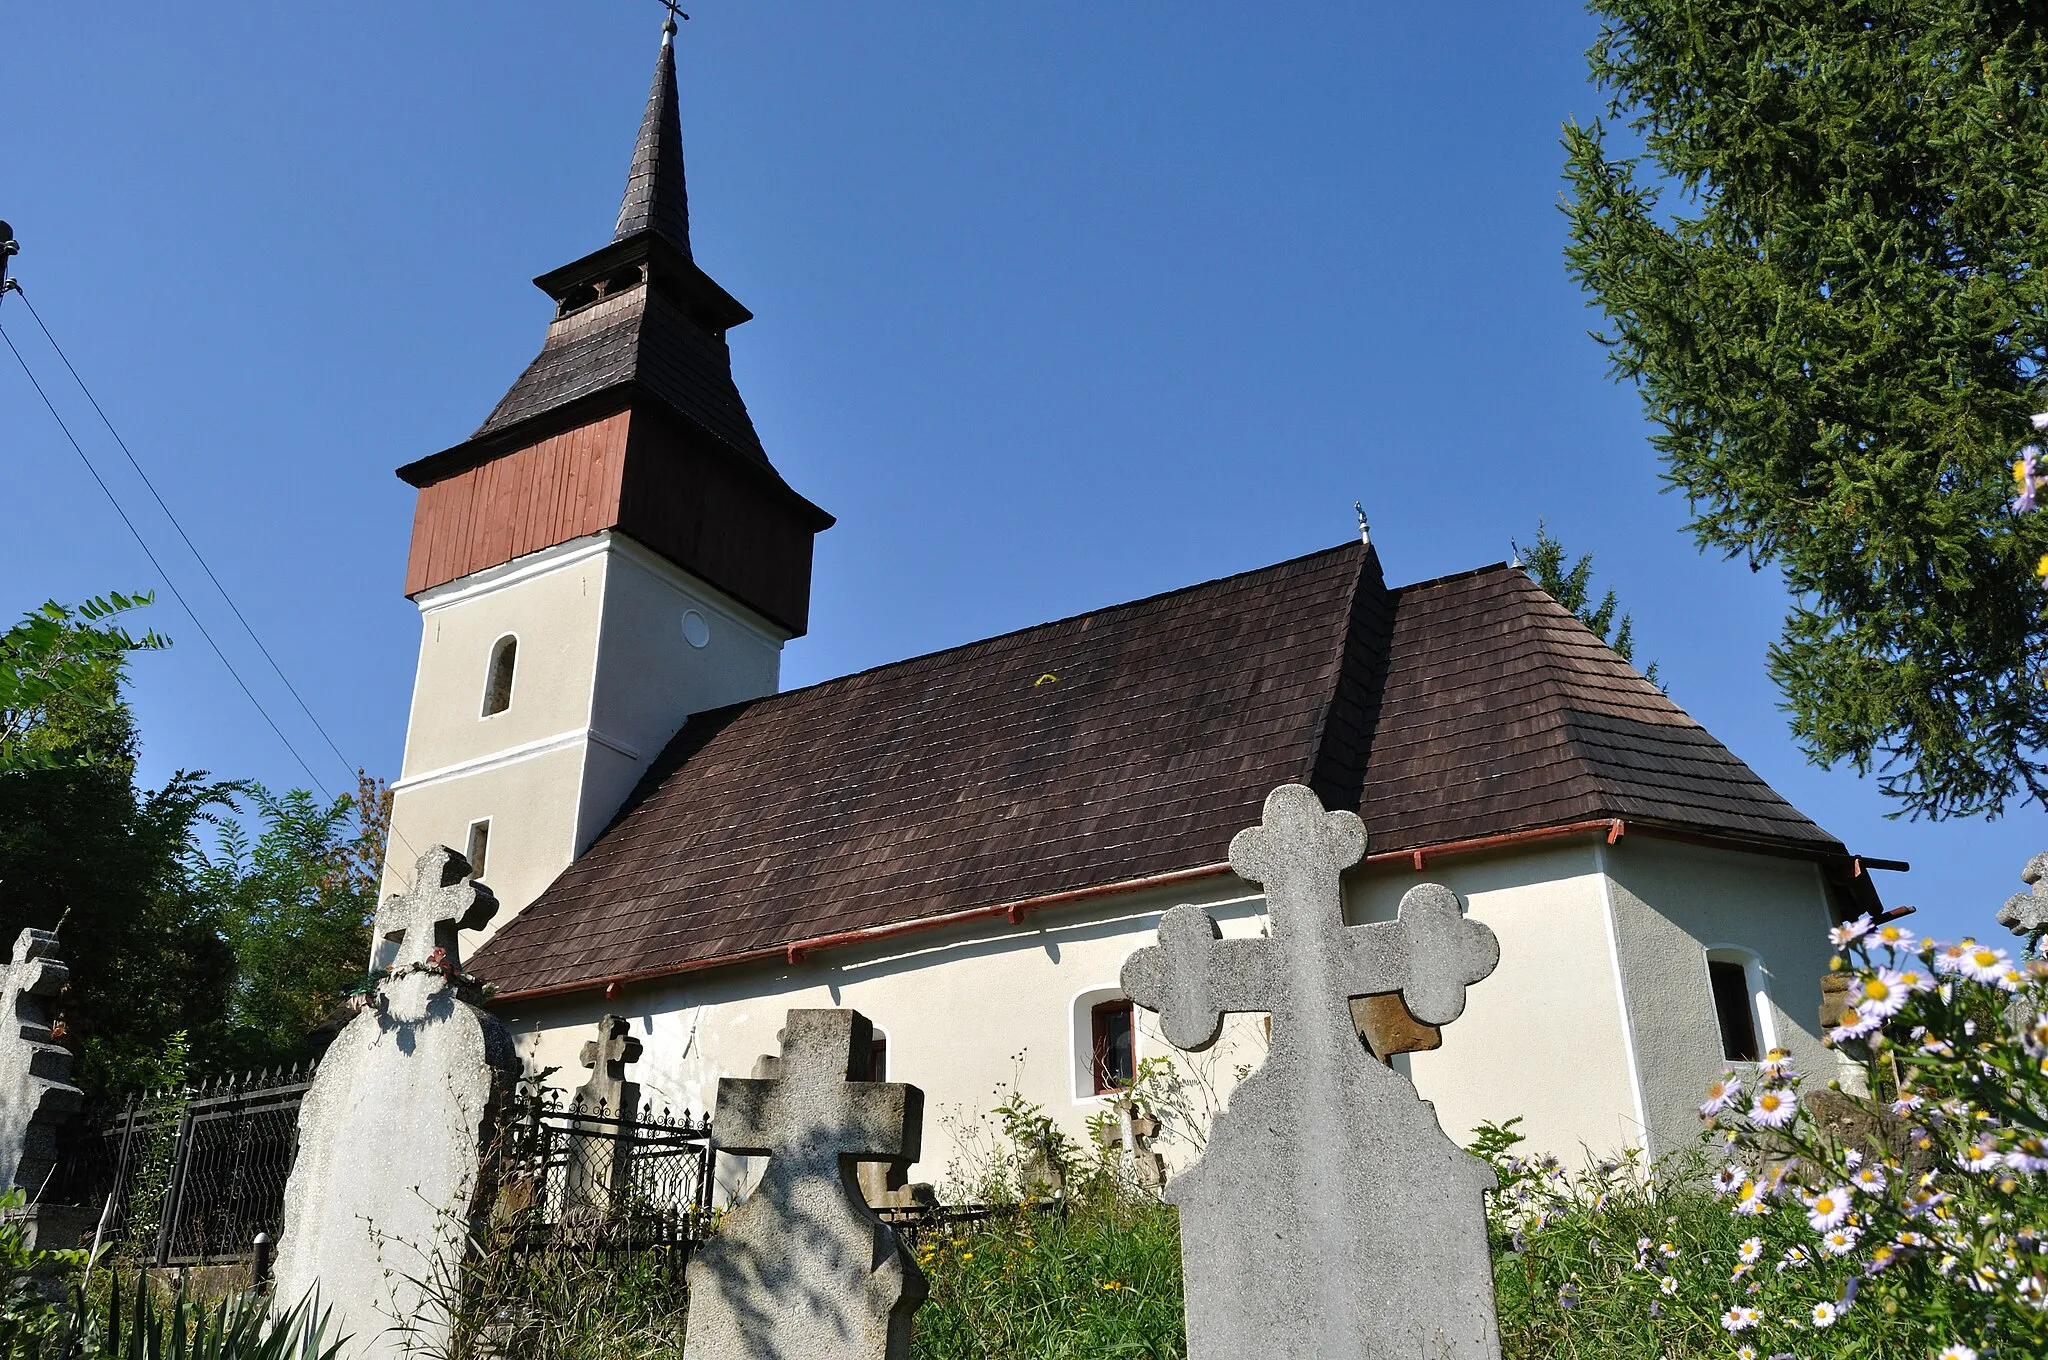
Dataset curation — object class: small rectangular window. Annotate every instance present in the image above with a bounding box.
[868,1036,887,1083]
[1091,999,1135,1093]
[465,819,491,880]
[1709,958,1760,1062]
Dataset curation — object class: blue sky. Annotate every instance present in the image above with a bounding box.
[1,2,2030,945]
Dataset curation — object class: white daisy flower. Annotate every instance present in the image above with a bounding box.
[1874,921,1914,947]
[1658,1275,1677,1295]
[1935,941,1973,975]
[1737,1236,1762,1264]
[1701,1074,1743,1117]
[1737,1348,1757,1360]
[1937,1346,1978,1360]
[1830,1005,1882,1042]
[1821,1227,1861,1255]
[1960,943,2012,984]
[1857,967,1910,1018]
[1811,1300,1840,1328]
[1720,1306,1760,1333]
[1712,1164,1745,1196]
[1749,1089,1797,1129]
[1803,1186,1852,1231]
[1757,1048,1796,1077]
[1852,1164,1888,1194]
[1829,915,1873,947]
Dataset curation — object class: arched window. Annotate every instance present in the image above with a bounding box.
[1092,999,1136,1093]
[465,818,491,879]
[1705,947,1776,1063]
[1070,985,1140,1100]
[481,635,517,716]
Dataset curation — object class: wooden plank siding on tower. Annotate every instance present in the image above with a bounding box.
[403,413,632,598]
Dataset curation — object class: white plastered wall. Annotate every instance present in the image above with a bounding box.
[1598,837,1837,1163]
[493,844,1656,1193]
[486,836,1841,1195]
[1348,843,1648,1162]
[383,531,786,951]
[494,879,1275,1197]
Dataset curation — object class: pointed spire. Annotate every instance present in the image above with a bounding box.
[613,20,692,255]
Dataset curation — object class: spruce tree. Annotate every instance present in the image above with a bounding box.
[1564,2,2048,817]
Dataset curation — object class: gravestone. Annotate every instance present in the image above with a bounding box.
[1999,851,2048,946]
[1094,1093,1165,1191]
[274,846,519,1360]
[562,1014,642,1222]
[1999,851,2048,1035]
[683,1009,926,1360]
[0,930,83,1203]
[1120,782,1504,1360]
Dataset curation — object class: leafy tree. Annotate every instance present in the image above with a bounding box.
[0,592,165,772]
[1563,3,2048,818]
[188,777,386,1073]
[0,595,388,1090]
[0,598,235,1090]
[1515,521,1660,686]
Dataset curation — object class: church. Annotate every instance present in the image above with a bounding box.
[380,25,1893,1183]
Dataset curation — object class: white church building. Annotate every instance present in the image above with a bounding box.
[380,29,1896,1184]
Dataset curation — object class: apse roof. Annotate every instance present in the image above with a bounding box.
[475,542,1856,999]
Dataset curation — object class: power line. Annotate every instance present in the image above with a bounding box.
[12,285,364,789]
[0,317,334,798]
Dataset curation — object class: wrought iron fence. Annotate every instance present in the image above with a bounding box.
[47,1065,316,1267]
[488,1086,716,1258]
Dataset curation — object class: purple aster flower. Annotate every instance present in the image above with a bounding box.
[2016,446,2044,513]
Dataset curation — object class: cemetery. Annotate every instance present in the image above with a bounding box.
[4,792,2047,1358]
[8,4,2048,1359]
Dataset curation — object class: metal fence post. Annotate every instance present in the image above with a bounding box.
[152,1101,196,1268]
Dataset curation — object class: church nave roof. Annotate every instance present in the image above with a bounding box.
[474,542,1854,1000]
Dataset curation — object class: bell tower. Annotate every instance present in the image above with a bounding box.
[384,20,832,942]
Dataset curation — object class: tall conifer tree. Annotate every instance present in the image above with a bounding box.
[1564,2,2048,817]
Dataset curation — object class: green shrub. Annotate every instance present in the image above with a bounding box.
[1484,913,2048,1360]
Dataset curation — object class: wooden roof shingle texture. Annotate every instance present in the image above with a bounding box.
[474,544,1840,995]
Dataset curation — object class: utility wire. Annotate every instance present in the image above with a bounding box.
[0,318,333,798]
[12,285,364,789]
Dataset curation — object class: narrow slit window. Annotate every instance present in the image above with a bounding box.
[1091,999,1135,1093]
[1708,958,1761,1062]
[465,819,491,880]
[482,636,517,716]
[868,1035,888,1082]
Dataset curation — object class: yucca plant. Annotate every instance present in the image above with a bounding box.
[5,1278,345,1360]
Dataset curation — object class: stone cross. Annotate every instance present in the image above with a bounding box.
[275,846,518,1360]
[563,1015,644,1221]
[2000,850,2048,946]
[1120,782,1505,1360]
[370,844,498,978]
[0,930,83,1199]
[683,1009,926,1360]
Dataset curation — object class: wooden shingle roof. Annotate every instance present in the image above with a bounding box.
[474,543,1845,997]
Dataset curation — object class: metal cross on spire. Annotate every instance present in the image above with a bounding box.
[648,0,689,40]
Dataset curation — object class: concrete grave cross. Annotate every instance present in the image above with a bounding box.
[3,932,67,1046]
[0,929,84,1199]
[1120,783,1506,1360]
[564,1015,645,1221]
[371,845,498,977]
[577,1014,644,1113]
[1125,784,1498,1052]
[682,1008,927,1360]
[710,1009,918,1180]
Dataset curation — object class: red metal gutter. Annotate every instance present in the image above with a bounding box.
[489,817,1906,1008]
[488,861,1234,1006]
[1369,819,1626,872]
